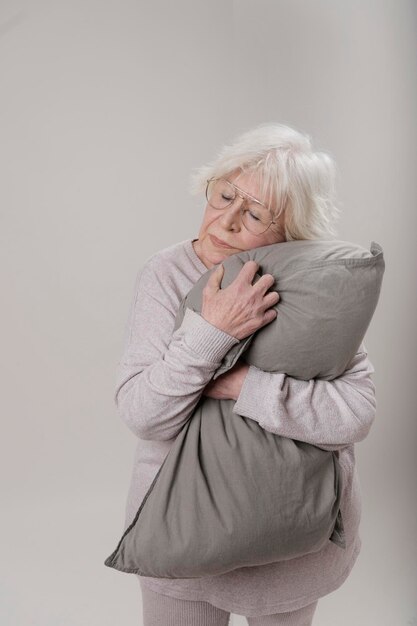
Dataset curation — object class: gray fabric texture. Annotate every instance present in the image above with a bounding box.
[104,239,384,579]
[140,582,319,625]
[183,239,384,382]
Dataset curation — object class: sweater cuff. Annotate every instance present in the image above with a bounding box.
[233,364,286,424]
[181,307,240,363]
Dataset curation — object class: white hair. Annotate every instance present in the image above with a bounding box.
[189,122,342,241]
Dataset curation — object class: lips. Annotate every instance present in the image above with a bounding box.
[210,234,232,248]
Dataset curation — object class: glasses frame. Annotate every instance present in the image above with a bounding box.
[205,177,278,236]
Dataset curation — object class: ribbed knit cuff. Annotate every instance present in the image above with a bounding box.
[233,364,286,424]
[181,307,240,363]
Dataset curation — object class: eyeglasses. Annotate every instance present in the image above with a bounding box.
[205,178,277,236]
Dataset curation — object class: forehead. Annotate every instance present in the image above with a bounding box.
[226,169,270,205]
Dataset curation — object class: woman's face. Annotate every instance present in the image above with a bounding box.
[193,170,286,270]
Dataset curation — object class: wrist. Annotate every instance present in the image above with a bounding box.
[234,364,250,401]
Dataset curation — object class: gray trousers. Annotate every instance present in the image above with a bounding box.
[140,584,318,626]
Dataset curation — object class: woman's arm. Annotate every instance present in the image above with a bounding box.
[232,344,377,452]
[114,262,239,441]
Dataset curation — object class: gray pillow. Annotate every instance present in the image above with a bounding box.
[104,239,384,579]
[177,239,384,381]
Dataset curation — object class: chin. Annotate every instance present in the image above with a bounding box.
[214,250,230,259]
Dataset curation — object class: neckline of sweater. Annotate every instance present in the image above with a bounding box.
[185,238,210,274]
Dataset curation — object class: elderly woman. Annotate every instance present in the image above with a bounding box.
[114,123,376,626]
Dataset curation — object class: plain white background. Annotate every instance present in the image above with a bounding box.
[1,0,416,624]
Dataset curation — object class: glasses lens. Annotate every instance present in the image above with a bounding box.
[241,203,273,235]
[206,178,273,235]
[206,179,235,209]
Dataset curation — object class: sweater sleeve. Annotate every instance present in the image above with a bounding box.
[232,342,377,452]
[114,263,240,441]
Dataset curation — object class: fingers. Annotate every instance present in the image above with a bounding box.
[238,261,275,292]
[264,308,278,324]
[206,260,278,300]
[239,260,260,283]
[255,274,277,296]
[263,290,280,307]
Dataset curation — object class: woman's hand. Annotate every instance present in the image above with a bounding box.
[201,261,279,341]
[202,358,250,401]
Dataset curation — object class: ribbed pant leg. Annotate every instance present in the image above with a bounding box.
[141,584,231,626]
[246,600,318,626]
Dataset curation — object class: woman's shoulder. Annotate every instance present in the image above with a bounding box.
[132,239,193,298]
[143,239,191,269]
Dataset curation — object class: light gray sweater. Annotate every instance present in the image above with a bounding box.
[114,238,377,617]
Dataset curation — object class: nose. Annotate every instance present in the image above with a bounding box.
[217,195,245,230]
